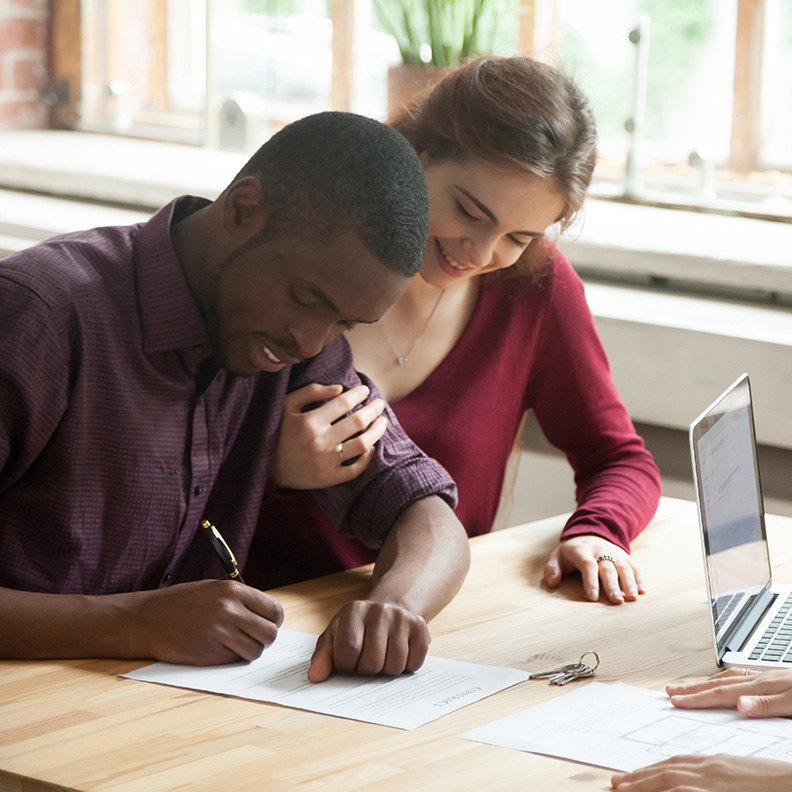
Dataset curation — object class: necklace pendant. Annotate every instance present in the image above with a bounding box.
[379,288,445,370]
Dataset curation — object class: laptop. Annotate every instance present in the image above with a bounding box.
[690,373,792,669]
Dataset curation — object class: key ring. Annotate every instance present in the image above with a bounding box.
[579,650,600,672]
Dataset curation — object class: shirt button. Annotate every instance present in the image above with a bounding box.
[194,484,202,496]
[162,572,173,584]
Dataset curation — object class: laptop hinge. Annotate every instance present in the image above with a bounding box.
[725,587,775,653]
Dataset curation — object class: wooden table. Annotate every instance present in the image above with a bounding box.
[3,497,792,792]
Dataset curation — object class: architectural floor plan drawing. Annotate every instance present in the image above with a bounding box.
[462,681,792,771]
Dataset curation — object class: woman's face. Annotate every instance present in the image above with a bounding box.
[419,155,567,287]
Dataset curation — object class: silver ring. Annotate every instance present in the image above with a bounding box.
[580,650,600,672]
[596,554,616,564]
[334,442,344,462]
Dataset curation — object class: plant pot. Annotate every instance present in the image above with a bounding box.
[387,64,451,120]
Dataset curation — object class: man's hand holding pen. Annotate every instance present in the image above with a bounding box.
[127,579,284,666]
[107,519,283,666]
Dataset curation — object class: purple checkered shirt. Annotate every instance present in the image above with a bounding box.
[0,197,456,595]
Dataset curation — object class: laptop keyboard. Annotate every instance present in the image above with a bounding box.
[749,594,792,661]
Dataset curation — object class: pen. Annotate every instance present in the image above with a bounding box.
[201,519,245,584]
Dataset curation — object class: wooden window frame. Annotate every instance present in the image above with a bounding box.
[48,0,81,130]
[49,0,772,174]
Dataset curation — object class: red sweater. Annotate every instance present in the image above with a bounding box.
[247,249,661,589]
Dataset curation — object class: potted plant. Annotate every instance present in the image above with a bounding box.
[372,0,512,115]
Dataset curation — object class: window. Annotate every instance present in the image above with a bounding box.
[80,0,198,141]
[550,0,792,219]
[78,0,398,147]
[761,0,792,170]
[61,0,792,219]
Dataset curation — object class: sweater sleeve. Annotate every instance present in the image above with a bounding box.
[527,253,661,551]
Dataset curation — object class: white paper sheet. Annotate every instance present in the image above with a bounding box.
[123,628,529,730]
[461,681,792,771]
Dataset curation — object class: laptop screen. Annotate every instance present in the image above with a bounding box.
[690,374,772,653]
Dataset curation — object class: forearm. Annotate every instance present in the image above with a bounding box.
[562,460,662,551]
[369,496,470,621]
[0,581,284,665]
[0,586,140,660]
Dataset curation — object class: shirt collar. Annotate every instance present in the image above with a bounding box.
[135,196,212,356]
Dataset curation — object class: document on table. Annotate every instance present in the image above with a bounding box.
[462,681,792,771]
[123,628,529,730]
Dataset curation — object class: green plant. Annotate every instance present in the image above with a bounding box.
[373,0,509,67]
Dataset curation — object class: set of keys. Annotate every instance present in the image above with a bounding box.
[526,650,600,686]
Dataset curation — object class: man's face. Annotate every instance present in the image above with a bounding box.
[207,230,410,376]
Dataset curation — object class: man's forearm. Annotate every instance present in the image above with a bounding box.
[369,496,470,621]
[0,587,138,659]
[0,581,284,664]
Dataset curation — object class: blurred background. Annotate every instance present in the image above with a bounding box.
[0,0,791,527]
[2,1,788,204]
[3,0,787,209]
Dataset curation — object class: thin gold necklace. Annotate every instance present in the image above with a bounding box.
[378,289,445,366]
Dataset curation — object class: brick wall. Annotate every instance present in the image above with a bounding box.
[0,0,49,129]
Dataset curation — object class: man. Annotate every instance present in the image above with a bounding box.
[0,112,470,682]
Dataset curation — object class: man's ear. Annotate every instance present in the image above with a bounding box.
[221,177,267,235]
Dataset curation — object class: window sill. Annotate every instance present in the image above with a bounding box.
[559,197,792,301]
[0,130,243,211]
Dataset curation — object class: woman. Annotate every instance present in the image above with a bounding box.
[251,56,661,603]
[611,669,792,790]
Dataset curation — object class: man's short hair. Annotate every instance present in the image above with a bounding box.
[231,112,429,278]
